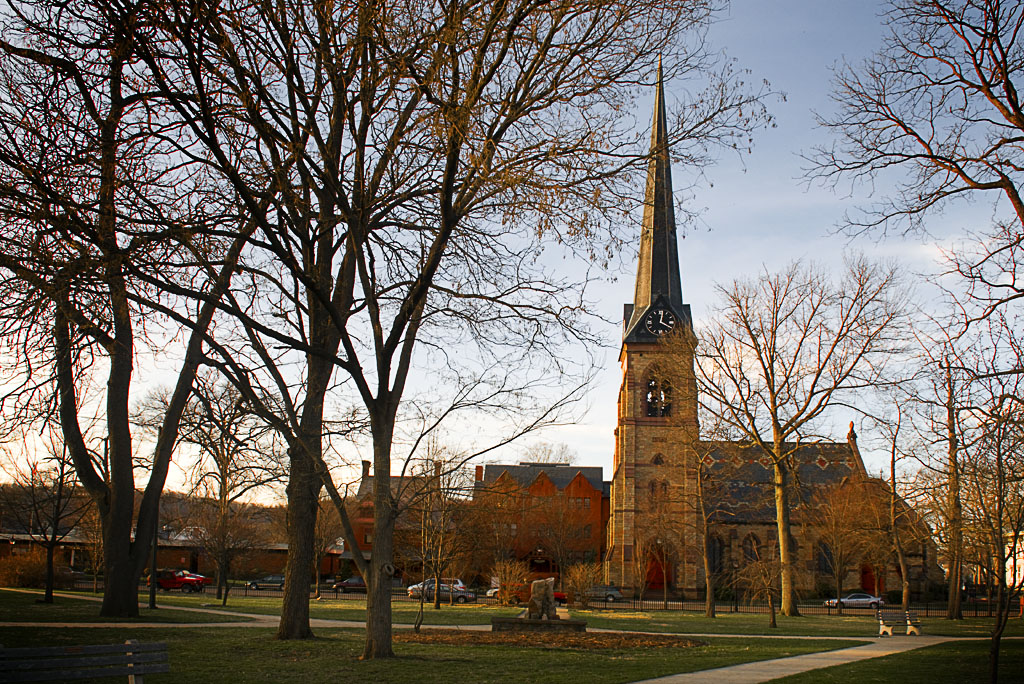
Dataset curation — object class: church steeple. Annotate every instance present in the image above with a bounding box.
[624,61,688,342]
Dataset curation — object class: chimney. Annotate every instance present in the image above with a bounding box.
[475,465,484,482]
[361,460,371,478]
[434,460,443,478]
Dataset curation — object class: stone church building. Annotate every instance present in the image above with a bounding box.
[605,73,940,599]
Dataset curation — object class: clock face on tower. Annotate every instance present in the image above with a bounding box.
[644,308,676,335]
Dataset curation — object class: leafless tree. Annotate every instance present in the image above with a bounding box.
[811,0,1024,321]
[810,482,873,614]
[520,442,577,465]
[952,313,1024,684]
[0,430,89,602]
[563,561,603,609]
[0,0,250,617]
[134,374,286,604]
[138,0,772,657]
[696,258,907,616]
[733,542,782,628]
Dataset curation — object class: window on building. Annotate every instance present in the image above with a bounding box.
[645,376,672,417]
[709,535,724,574]
[817,542,834,575]
[652,454,665,465]
[364,532,373,544]
[583,497,591,509]
[742,534,761,562]
[583,524,592,538]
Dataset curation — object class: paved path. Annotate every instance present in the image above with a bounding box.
[633,635,953,683]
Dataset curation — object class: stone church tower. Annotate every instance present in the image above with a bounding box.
[606,67,699,589]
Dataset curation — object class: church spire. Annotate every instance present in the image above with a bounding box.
[624,61,686,340]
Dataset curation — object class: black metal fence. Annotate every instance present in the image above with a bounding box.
[67,578,1012,618]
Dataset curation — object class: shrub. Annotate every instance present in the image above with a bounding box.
[491,559,529,606]
[0,550,49,588]
[563,562,603,608]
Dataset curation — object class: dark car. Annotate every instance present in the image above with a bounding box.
[331,576,367,593]
[248,574,286,590]
[586,585,624,602]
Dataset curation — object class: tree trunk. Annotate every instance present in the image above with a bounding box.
[362,431,397,659]
[100,548,142,618]
[42,543,55,603]
[768,591,777,628]
[946,365,963,620]
[276,442,321,639]
[363,509,396,658]
[771,461,800,616]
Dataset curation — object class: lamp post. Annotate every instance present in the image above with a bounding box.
[732,560,739,613]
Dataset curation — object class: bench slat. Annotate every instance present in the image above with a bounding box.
[0,643,165,658]
[3,651,168,671]
[0,663,170,683]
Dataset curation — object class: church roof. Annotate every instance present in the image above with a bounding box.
[701,441,864,524]
[624,61,689,343]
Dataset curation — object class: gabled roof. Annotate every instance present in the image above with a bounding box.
[701,441,862,524]
[477,462,605,493]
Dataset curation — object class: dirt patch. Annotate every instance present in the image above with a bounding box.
[395,629,704,650]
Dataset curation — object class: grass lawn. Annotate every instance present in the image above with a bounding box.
[0,589,251,623]
[0,625,865,683]
[773,638,1024,683]
[571,609,1024,638]
[139,593,524,625]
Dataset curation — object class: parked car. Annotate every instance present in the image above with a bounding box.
[410,583,477,604]
[406,578,466,596]
[586,585,624,602]
[248,574,286,590]
[485,587,500,598]
[823,593,884,609]
[148,569,209,592]
[331,576,367,593]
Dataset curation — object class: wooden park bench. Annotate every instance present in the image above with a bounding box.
[877,609,922,636]
[876,609,903,636]
[0,640,168,682]
[906,610,922,636]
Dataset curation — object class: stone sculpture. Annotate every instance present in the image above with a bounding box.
[526,577,559,620]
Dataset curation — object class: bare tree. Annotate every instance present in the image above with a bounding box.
[810,482,873,614]
[135,374,286,604]
[563,561,603,608]
[696,258,907,616]
[520,442,577,465]
[0,0,250,617]
[811,0,1024,320]
[139,0,771,656]
[0,430,89,602]
[734,550,782,629]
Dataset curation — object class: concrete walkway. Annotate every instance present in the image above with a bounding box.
[634,635,954,683]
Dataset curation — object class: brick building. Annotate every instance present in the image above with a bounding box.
[472,463,609,579]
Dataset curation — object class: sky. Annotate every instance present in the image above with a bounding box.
[0,1,981,495]
[525,0,975,480]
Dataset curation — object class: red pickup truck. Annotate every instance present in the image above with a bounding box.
[149,569,209,592]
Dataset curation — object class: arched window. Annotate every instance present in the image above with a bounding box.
[742,534,761,563]
[817,542,834,575]
[645,375,672,417]
[651,454,665,465]
[709,535,724,575]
